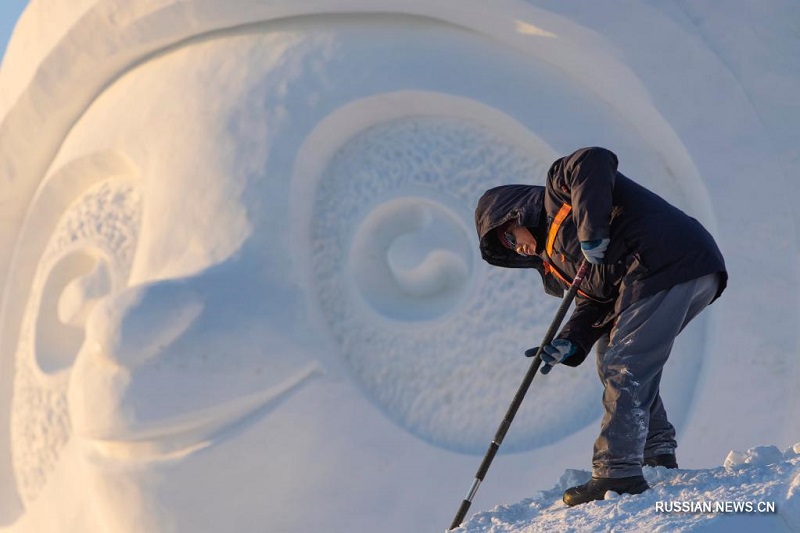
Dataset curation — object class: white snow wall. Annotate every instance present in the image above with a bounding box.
[0,1,798,532]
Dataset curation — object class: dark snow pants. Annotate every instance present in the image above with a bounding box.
[592,273,720,479]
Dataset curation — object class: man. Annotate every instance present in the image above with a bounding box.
[474,147,727,506]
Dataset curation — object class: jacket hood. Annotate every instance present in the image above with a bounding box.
[474,184,545,267]
[474,184,565,297]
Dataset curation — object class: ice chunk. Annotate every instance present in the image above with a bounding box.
[724,445,785,469]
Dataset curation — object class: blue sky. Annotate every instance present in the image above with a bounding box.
[0,1,29,65]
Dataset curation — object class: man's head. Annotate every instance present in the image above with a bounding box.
[474,184,565,298]
[496,220,539,257]
[474,184,546,268]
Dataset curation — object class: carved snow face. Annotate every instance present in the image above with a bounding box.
[1,4,719,532]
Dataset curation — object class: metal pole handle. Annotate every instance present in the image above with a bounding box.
[448,261,590,530]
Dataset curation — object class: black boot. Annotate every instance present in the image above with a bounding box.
[643,453,678,469]
[563,475,649,506]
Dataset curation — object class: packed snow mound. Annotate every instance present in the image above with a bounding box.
[457,444,800,532]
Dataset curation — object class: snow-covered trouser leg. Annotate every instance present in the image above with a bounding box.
[594,338,676,462]
[592,273,720,479]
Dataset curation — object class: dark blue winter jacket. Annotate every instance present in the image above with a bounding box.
[475,147,727,364]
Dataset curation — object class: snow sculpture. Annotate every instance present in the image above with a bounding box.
[0,1,796,532]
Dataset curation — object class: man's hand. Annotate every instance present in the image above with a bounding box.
[539,339,576,374]
[580,238,610,265]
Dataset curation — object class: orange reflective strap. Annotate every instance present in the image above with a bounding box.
[546,203,572,257]
[544,202,596,299]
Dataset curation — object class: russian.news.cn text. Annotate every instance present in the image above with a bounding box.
[655,500,776,514]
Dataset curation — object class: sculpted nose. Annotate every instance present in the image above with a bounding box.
[84,280,204,368]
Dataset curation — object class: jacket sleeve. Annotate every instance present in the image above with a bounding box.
[559,147,617,242]
[555,297,613,367]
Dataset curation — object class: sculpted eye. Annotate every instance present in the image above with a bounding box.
[6,159,140,508]
[291,67,716,458]
[303,111,594,453]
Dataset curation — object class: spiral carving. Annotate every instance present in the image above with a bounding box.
[310,116,603,453]
[10,178,140,506]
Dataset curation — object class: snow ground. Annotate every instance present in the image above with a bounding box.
[0,1,798,532]
[458,445,800,532]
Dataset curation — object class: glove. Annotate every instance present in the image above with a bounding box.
[580,238,610,265]
[524,346,540,358]
[539,339,576,374]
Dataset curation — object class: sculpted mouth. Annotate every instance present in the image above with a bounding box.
[75,364,320,461]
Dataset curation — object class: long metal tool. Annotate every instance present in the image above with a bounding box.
[448,261,590,530]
